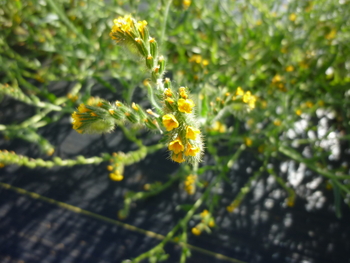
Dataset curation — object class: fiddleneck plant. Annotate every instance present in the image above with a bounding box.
[71,15,204,165]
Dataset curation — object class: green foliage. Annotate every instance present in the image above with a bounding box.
[1,0,350,262]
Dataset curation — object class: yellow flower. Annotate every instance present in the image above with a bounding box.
[305,101,314,108]
[166,97,174,104]
[71,112,84,133]
[295,109,302,116]
[289,13,296,22]
[171,153,185,163]
[186,126,200,140]
[178,98,195,113]
[235,87,244,96]
[242,91,252,103]
[189,54,202,64]
[185,143,200,156]
[272,74,282,83]
[137,20,147,33]
[208,219,215,228]
[183,0,191,9]
[273,119,282,126]
[179,87,188,99]
[111,15,133,34]
[285,65,294,72]
[191,227,201,236]
[244,137,253,147]
[110,172,124,181]
[168,138,184,154]
[162,114,179,131]
[325,28,336,40]
[132,102,138,111]
[200,210,209,218]
[164,88,173,97]
[212,121,226,133]
[202,59,209,66]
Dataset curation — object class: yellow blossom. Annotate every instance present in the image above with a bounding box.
[191,227,201,236]
[171,153,185,163]
[186,126,200,140]
[273,119,282,126]
[179,87,188,98]
[183,0,191,9]
[272,74,282,83]
[185,143,200,156]
[235,87,244,96]
[132,102,138,111]
[289,13,296,22]
[200,210,209,218]
[137,20,147,33]
[71,112,84,133]
[244,137,253,147]
[178,98,195,113]
[168,138,184,154]
[164,88,173,97]
[110,172,124,181]
[325,28,336,40]
[212,121,226,133]
[208,219,215,228]
[305,101,314,108]
[111,15,133,35]
[166,97,175,104]
[162,114,179,131]
[189,54,202,64]
[285,65,294,72]
[295,109,302,116]
[242,91,252,103]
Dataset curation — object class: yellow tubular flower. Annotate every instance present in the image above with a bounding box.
[168,138,184,154]
[137,20,147,33]
[164,88,173,97]
[185,143,200,156]
[178,98,195,113]
[179,87,188,99]
[236,87,244,96]
[191,227,201,236]
[200,210,209,218]
[162,114,179,131]
[171,153,185,163]
[110,172,124,181]
[113,15,133,32]
[186,126,200,140]
[243,91,252,103]
[72,112,84,133]
[166,97,174,104]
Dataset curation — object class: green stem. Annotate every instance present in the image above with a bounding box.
[278,144,350,181]
[146,82,162,113]
[132,175,221,263]
[160,0,173,52]
[46,0,89,44]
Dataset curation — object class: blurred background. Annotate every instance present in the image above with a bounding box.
[1,0,350,262]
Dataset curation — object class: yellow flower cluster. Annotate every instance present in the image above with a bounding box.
[232,87,257,110]
[110,15,166,83]
[271,74,286,91]
[184,174,197,195]
[161,86,203,164]
[191,209,215,236]
[110,15,147,43]
[72,97,114,134]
